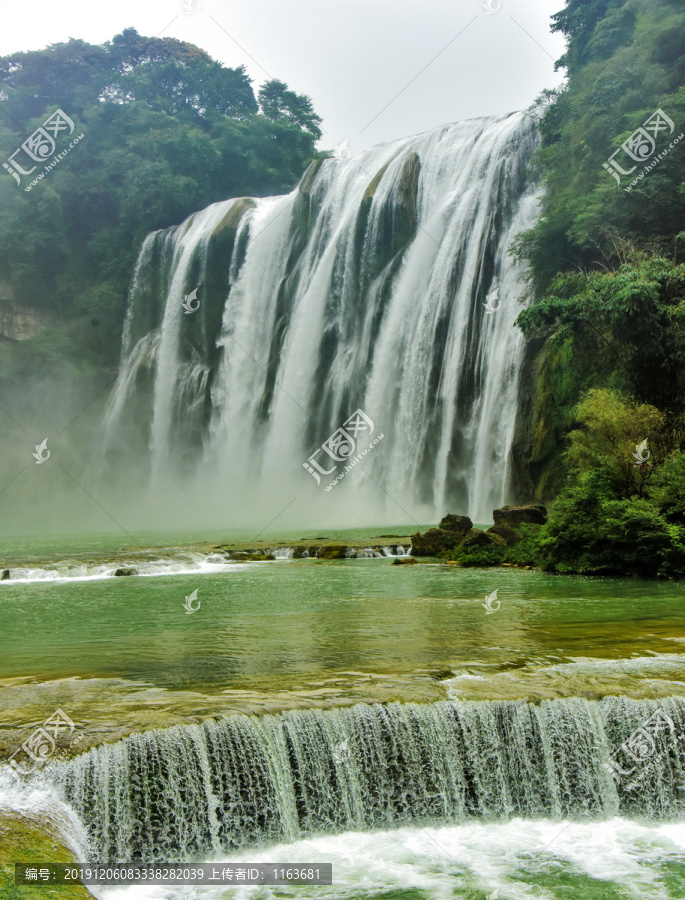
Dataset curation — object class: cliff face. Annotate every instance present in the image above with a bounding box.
[0,279,54,341]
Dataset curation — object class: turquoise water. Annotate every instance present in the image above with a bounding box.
[1,529,684,744]
[1,529,685,899]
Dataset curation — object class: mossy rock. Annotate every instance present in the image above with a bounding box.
[316,545,349,560]
[438,514,473,538]
[493,504,547,527]
[460,528,494,549]
[113,567,136,576]
[411,528,461,556]
[392,557,418,565]
[487,524,521,545]
[0,810,95,899]
[310,544,347,559]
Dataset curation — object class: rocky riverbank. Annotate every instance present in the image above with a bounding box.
[410,506,546,562]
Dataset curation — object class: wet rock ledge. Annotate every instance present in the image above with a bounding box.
[411,505,547,557]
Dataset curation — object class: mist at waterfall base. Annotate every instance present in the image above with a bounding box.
[77,111,540,535]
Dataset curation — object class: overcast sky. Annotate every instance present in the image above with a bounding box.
[1,0,567,152]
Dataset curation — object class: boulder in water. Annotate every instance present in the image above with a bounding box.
[113,567,136,576]
[1,569,9,580]
[393,557,418,565]
[411,514,473,556]
[411,528,461,556]
[493,504,547,527]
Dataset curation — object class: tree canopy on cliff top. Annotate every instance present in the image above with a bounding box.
[0,29,322,364]
[516,0,685,293]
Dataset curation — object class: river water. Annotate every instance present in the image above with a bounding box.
[1,528,684,899]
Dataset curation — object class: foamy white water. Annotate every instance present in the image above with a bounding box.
[85,819,685,899]
[103,113,540,525]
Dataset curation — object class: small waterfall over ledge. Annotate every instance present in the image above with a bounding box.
[50,697,685,863]
[104,113,540,524]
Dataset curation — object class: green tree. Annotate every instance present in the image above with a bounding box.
[514,0,685,293]
[258,79,322,139]
[565,388,668,497]
[0,30,323,369]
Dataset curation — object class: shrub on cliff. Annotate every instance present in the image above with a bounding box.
[537,391,685,577]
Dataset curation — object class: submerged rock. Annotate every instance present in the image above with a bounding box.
[393,557,418,565]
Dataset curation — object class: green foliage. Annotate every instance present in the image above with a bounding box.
[258,79,322,139]
[565,388,669,497]
[537,391,685,577]
[0,29,322,373]
[518,257,685,412]
[441,525,543,568]
[447,389,685,578]
[444,543,505,567]
[517,256,685,497]
[646,450,685,524]
[515,0,685,293]
[538,483,685,577]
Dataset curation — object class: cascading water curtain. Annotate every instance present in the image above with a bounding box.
[53,697,685,862]
[103,112,540,525]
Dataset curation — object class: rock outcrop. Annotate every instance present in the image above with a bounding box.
[411,514,473,556]
[493,504,547,527]
[486,523,521,545]
[412,505,546,558]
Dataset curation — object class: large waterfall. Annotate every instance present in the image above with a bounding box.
[103,113,539,525]
[52,697,685,863]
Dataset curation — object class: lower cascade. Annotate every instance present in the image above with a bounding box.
[51,697,685,862]
[103,113,540,523]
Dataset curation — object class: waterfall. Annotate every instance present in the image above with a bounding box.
[50,697,685,863]
[104,113,540,524]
